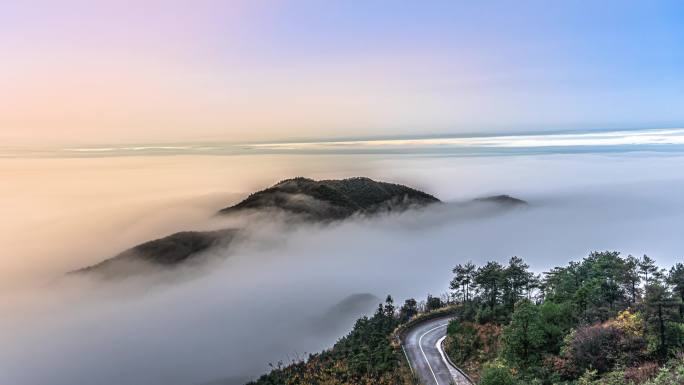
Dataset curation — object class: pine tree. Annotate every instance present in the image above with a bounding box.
[624,254,642,306]
[475,261,505,312]
[451,261,476,303]
[644,281,679,358]
[639,255,659,284]
[667,263,684,319]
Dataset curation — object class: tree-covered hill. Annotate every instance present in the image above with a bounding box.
[72,229,237,277]
[218,177,440,220]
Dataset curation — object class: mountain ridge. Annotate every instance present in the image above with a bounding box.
[71,177,524,277]
[218,177,440,220]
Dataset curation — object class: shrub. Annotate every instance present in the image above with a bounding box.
[604,310,648,366]
[539,300,575,354]
[624,362,660,383]
[444,320,503,382]
[557,324,622,378]
[445,320,480,364]
[480,363,518,385]
[502,300,545,369]
[641,356,684,385]
[426,294,443,312]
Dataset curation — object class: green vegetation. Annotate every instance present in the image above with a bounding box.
[444,320,501,379]
[73,229,237,276]
[247,296,415,385]
[479,363,518,385]
[248,251,684,385]
[445,252,684,384]
[220,177,440,220]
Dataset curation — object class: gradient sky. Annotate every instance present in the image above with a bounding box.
[1,0,683,145]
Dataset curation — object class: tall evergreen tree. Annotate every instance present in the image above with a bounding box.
[624,254,642,306]
[384,295,395,318]
[667,263,684,319]
[475,261,505,312]
[503,256,533,310]
[644,281,679,358]
[451,261,476,303]
[639,255,659,284]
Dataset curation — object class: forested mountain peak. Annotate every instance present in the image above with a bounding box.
[218,177,440,220]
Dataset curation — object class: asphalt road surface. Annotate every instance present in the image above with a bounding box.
[402,317,473,385]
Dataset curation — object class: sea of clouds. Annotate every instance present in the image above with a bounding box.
[1,152,683,385]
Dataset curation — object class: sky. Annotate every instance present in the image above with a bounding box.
[1,0,683,145]
[2,4,684,383]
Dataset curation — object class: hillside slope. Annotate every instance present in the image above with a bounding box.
[72,229,236,277]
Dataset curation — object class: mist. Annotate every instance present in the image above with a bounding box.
[1,152,684,385]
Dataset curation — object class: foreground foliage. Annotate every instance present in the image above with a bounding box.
[444,321,502,382]
[445,252,684,384]
[248,252,683,385]
[247,296,414,385]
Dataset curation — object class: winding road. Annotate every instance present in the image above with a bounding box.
[402,317,473,385]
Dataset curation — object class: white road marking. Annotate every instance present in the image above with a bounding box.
[418,323,448,385]
[436,336,461,382]
[402,345,414,374]
[436,335,475,385]
[436,336,449,363]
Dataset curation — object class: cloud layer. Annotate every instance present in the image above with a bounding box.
[1,153,684,385]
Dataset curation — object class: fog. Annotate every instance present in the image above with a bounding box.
[1,153,684,385]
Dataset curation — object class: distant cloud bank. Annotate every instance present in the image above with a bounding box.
[19,127,684,158]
